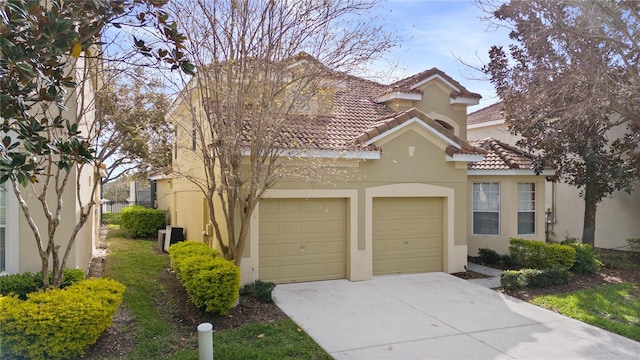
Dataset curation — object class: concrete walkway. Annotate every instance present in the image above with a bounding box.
[467,263,502,288]
[273,273,640,359]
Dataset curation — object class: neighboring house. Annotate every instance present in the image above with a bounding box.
[160,59,551,284]
[0,59,103,276]
[468,102,640,250]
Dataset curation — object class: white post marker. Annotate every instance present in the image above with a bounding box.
[198,322,214,360]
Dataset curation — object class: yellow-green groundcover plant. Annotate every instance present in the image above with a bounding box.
[0,278,125,360]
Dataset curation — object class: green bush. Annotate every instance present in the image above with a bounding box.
[0,278,125,360]
[500,269,530,289]
[241,280,276,304]
[478,248,502,266]
[0,269,86,300]
[169,241,219,280]
[169,241,239,315]
[568,243,602,275]
[501,254,518,269]
[500,268,570,289]
[509,238,576,270]
[169,240,218,261]
[121,205,166,238]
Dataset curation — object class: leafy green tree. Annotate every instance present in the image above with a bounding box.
[483,0,640,245]
[0,0,192,288]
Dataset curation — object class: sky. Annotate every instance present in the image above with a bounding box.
[373,0,511,110]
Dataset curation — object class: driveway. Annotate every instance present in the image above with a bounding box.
[273,273,640,359]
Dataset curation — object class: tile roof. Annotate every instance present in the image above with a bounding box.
[467,101,504,125]
[387,68,482,100]
[240,74,396,152]
[467,138,537,170]
[213,64,482,156]
[255,71,485,155]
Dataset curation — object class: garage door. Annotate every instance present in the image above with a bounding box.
[259,198,346,283]
[373,197,443,275]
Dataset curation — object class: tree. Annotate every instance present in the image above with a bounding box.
[96,66,174,182]
[483,0,640,245]
[0,0,192,288]
[167,0,394,265]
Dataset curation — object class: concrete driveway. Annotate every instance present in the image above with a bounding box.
[273,273,640,359]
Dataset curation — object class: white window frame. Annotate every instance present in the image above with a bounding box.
[472,182,500,235]
[517,182,536,235]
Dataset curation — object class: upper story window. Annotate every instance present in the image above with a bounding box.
[436,120,454,133]
[517,183,536,235]
[472,182,500,235]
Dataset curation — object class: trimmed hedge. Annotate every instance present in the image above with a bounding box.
[169,241,239,315]
[0,278,125,360]
[0,269,86,300]
[568,243,602,275]
[500,268,570,289]
[121,205,166,238]
[509,238,576,270]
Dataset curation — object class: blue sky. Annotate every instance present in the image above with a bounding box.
[374,0,511,109]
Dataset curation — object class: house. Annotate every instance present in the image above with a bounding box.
[0,58,103,276]
[468,102,640,250]
[161,61,551,284]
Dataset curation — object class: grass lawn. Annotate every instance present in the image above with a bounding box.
[531,283,640,341]
[102,228,330,359]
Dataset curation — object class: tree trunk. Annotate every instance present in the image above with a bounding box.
[582,180,598,246]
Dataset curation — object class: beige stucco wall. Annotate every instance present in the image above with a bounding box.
[467,175,548,256]
[550,182,640,248]
[469,122,640,250]
[468,120,513,144]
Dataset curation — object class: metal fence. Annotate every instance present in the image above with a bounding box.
[102,200,154,213]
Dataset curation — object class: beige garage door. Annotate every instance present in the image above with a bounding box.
[373,197,443,275]
[259,198,346,283]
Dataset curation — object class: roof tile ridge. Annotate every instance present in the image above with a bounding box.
[488,138,520,169]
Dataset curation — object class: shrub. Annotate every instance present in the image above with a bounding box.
[501,254,518,269]
[0,269,86,300]
[169,240,218,261]
[241,280,276,304]
[0,278,125,360]
[509,238,576,270]
[478,248,502,266]
[185,258,240,314]
[500,268,570,289]
[169,241,219,279]
[121,205,166,238]
[169,241,239,315]
[568,243,602,275]
[500,269,530,289]
[627,238,640,262]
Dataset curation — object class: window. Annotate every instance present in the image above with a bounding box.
[518,183,536,235]
[0,186,6,272]
[472,182,500,235]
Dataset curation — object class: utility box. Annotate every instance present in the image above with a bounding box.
[157,229,167,252]
[163,226,185,252]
